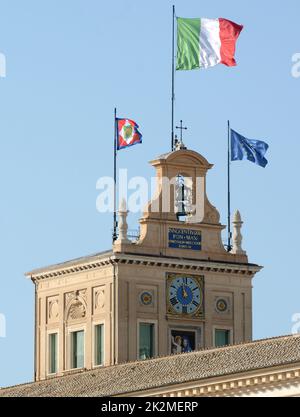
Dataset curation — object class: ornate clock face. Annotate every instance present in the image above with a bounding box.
[168,276,202,315]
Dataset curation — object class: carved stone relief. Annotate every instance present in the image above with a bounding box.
[47,296,59,323]
[93,286,105,314]
[65,289,87,321]
[67,300,86,321]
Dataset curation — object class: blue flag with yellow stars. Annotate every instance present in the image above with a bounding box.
[231,129,269,168]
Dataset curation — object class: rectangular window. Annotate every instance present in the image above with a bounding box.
[71,330,84,369]
[215,329,230,347]
[170,329,196,354]
[49,333,58,374]
[139,323,155,360]
[94,324,104,366]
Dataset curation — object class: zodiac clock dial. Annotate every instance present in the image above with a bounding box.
[167,275,203,316]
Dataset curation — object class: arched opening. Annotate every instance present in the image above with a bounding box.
[174,174,192,221]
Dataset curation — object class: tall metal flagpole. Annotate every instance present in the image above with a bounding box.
[113,108,117,364]
[171,5,175,151]
[227,120,232,252]
[113,107,117,243]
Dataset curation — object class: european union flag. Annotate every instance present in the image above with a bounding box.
[231,129,269,168]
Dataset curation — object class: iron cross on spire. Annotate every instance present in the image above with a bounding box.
[176,120,187,142]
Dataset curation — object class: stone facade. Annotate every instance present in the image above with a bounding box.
[25,148,261,382]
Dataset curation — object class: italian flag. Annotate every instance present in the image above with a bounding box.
[176,17,243,70]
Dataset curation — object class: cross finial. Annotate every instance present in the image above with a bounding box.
[176,120,187,142]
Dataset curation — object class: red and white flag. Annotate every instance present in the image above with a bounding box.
[117,119,142,150]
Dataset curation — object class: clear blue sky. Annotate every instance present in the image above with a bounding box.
[0,0,299,387]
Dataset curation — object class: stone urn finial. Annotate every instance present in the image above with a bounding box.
[231,210,246,255]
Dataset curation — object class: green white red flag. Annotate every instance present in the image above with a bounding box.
[176,17,243,70]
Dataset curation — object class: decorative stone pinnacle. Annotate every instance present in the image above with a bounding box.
[233,209,242,223]
[119,198,127,213]
[115,198,130,244]
[231,209,246,255]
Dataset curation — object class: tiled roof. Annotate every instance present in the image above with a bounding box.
[1,334,300,397]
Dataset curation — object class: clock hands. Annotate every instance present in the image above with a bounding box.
[182,286,188,299]
[181,277,188,299]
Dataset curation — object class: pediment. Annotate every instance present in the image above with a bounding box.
[151,149,213,170]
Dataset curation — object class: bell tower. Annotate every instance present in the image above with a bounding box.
[29,146,262,381]
[113,146,262,362]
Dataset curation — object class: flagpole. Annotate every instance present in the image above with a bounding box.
[113,107,117,243]
[113,108,117,365]
[227,120,232,252]
[171,5,175,151]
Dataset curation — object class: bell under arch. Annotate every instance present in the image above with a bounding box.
[142,148,219,224]
[174,173,193,221]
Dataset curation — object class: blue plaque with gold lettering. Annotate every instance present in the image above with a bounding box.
[168,228,202,250]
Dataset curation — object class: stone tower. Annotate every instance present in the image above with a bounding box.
[26,147,262,381]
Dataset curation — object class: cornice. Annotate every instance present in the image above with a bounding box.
[26,252,262,281]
